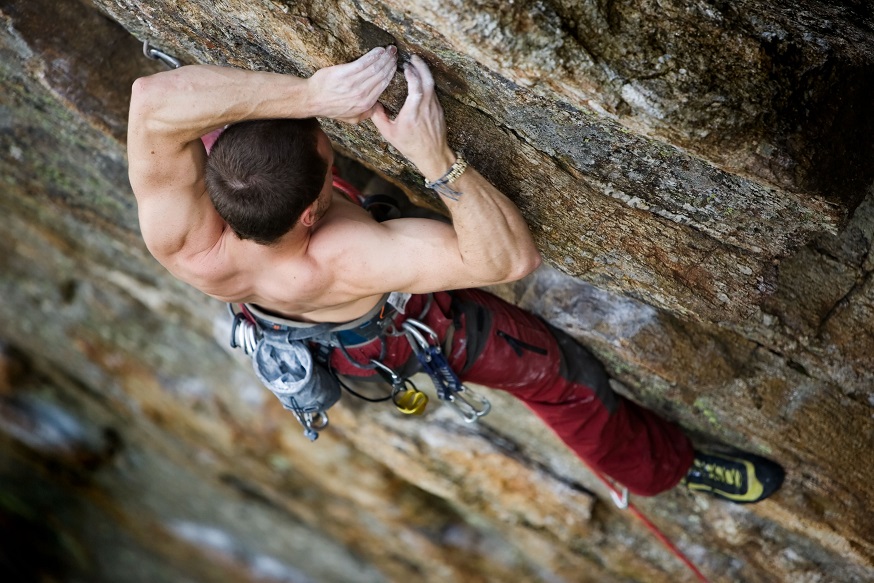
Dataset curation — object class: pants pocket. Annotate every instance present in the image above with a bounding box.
[496,329,548,357]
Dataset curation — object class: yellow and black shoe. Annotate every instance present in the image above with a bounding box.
[682,451,785,504]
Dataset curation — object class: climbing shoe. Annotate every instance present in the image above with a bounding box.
[682,451,785,504]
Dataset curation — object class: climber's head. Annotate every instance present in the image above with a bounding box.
[205,118,333,245]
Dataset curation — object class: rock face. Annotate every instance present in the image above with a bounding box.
[1,0,872,582]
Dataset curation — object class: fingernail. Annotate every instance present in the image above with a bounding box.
[388,45,397,54]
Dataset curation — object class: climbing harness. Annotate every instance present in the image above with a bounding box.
[228,295,400,441]
[401,319,490,422]
[228,295,490,439]
[226,291,493,436]
[143,40,182,69]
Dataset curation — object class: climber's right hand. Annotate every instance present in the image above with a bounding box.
[370,55,455,183]
[307,46,398,124]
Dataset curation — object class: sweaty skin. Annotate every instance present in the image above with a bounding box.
[127,47,541,323]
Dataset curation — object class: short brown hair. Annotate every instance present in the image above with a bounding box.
[205,118,328,245]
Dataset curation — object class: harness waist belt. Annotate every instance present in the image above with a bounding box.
[244,294,396,346]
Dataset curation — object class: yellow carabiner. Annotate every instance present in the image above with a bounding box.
[393,386,429,415]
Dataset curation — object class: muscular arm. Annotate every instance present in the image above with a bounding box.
[126,47,398,271]
[354,55,541,294]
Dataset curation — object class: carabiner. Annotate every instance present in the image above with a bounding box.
[401,319,491,421]
[143,40,182,69]
[402,319,440,343]
[293,410,329,441]
[229,309,260,355]
[401,322,431,355]
[446,385,491,422]
[370,359,404,388]
[610,485,629,509]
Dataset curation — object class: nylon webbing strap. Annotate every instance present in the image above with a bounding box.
[244,294,392,345]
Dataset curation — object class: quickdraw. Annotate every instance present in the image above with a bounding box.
[401,319,490,422]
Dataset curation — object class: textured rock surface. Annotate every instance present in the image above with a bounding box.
[1,0,873,582]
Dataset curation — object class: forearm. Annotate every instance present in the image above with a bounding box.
[129,65,314,143]
[423,159,542,282]
[370,54,540,283]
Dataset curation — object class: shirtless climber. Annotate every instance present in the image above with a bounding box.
[127,45,783,503]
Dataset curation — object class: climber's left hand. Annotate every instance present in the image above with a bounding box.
[307,46,398,124]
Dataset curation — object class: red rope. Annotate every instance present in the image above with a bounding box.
[331,168,365,207]
[592,471,711,583]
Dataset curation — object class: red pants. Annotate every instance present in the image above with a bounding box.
[330,290,694,496]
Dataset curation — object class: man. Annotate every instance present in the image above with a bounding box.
[128,46,783,502]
